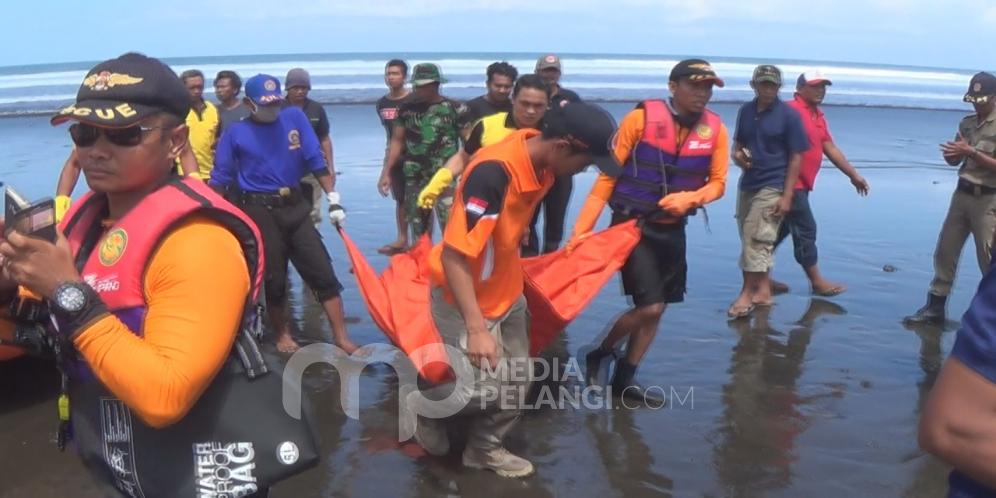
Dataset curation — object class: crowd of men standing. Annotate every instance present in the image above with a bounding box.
[30,50,996,491]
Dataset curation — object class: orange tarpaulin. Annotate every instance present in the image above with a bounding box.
[521,219,641,356]
[337,220,641,383]
[337,229,451,382]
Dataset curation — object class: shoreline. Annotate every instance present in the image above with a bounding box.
[0,100,969,120]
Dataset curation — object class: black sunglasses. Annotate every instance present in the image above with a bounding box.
[69,123,169,147]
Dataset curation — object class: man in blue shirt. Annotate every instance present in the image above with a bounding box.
[211,73,358,355]
[728,65,809,318]
[921,261,996,497]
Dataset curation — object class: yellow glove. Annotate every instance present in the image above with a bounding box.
[658,191,703,216]
[418,168,455,209]
[54,195,72,223]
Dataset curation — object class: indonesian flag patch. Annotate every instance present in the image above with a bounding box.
[466,196,488,216]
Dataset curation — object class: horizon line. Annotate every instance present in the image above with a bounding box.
[0,50,988,76]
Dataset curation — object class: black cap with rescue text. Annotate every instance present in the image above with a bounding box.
[669,59,725,87]
[51,52,190,127]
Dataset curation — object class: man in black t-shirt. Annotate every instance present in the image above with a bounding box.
[459,61,518,139]
[284,67,335,226]
[376,59,414,255]
[526,54,583,256]
[535,54,582,110]
[214,70,250,135]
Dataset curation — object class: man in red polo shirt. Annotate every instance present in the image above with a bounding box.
[772,69,870,296]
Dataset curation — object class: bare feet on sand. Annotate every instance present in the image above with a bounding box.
[276,333,302,354]
[335,337,362,355]
[770,279,790,295]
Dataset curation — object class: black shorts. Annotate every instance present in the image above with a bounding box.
[390,161,405,204]
[614,213,687,307]
[241,198,343,304]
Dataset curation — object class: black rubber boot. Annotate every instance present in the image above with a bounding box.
[611,360,665,407]
[903,293,947,325]
[584,345,617,386]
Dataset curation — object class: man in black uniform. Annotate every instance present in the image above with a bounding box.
[525,54,583,256]
[459,61,518,138]
[283,67,335,226]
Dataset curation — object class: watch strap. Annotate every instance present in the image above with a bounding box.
[51,283,110,340]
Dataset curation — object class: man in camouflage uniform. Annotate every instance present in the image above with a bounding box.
[379,63,463,239]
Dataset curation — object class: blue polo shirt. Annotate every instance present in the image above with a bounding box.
[734,97,810,192]
[210,106,327,193]
[948,268,996,497]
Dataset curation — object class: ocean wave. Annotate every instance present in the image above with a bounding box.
[0,54,979,115]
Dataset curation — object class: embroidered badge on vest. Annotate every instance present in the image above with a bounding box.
[99,228,128,266]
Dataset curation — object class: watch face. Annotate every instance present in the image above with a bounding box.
[57,285,87,313]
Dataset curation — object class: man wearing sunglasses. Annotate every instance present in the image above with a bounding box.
[210,74,358,355]
[0,52,272,497]
[906,72,996,325]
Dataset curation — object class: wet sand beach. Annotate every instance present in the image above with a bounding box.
[0,103,978,497]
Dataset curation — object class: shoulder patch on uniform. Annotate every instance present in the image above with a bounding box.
[466,196,488,216]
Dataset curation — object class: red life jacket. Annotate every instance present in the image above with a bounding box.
[59,177,267,495]
[61,177,264,331]
[609,99,722,216]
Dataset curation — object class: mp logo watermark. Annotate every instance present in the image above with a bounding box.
[281,343,694,442]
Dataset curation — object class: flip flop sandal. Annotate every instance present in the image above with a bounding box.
[727,304,755,319]
[813,286,846,297]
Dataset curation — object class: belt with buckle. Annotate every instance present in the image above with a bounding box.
[239,187,302,207]
[957,178,996,196]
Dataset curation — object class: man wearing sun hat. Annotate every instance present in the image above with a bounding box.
[766,69,871,298]
[569,59,730,406]
[210,73,358,356]
[377,63,464,240]
[906,72,996,325]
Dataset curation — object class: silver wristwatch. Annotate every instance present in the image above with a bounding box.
[52,282,90,314]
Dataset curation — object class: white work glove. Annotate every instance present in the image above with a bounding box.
[327,191,346,227]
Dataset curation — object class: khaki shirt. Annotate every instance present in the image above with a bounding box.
[958,107,996,187]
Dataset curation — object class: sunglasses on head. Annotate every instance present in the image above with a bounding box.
[68,122,169,147]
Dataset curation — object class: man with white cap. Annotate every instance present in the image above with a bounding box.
[769,69,870,297]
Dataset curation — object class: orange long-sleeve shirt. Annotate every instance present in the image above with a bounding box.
[2,215,250,428]
[573,108,729,235]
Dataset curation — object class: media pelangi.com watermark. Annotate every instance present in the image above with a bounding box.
[281,343,695,442]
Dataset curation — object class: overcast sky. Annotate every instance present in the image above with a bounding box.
[4,0,993,69]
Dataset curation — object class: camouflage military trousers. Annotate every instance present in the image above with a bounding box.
[403,162,453,239]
